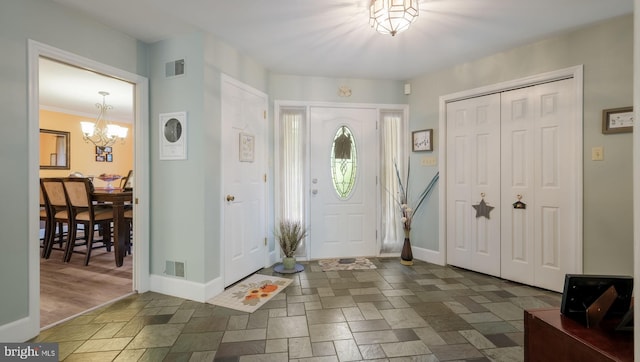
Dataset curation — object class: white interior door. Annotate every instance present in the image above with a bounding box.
[221,76,267,286]
[501,78,577,292]
[446,94,502,277]
[309,106,377,259]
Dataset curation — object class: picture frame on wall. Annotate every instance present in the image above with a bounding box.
[412,129,433,152]
[159,111,188,160]
[602,106,633,134]
[239,132,255,162]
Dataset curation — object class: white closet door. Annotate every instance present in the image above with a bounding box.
[446,93,501,277]
[501,78,577,292]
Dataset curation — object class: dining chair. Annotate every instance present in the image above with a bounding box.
[119,169,133,190]
[39,184,52,256]
[124,208,133,255]
[40,178,71,259]
[62,177,114,265]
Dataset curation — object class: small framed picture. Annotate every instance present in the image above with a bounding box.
[602,107,633,134]
[239,132,255,162]
[104,146,112,153]
[106,154,113,162]
[96,146,104,155]
[412,129,433,152]
[159,111,188,160]
[95,155,105,162]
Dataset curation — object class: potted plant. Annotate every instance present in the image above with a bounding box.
[392,160,439,265]
[275,219,307,270]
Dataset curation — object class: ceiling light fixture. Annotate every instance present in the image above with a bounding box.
[80,91,128,148]
[369,0,419,36]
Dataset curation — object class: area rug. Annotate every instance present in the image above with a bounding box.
[207,274,292,313]
[319,257,377,271]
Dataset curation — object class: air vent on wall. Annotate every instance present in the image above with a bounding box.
[165,59,185,78]
[165,260,186,278]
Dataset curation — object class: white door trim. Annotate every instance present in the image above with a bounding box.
[19,40,150,341]
[438,65,584,271]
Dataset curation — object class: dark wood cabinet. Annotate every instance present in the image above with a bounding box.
[524,308,633,362]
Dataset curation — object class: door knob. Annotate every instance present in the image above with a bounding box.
[226,195,235,202]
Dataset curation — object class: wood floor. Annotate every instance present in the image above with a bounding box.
[40,247,133,328]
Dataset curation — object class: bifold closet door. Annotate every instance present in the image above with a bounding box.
[500,78,577,292]
[446,93,501,277]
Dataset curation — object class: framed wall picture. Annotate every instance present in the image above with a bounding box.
[239,132,255,162]
[159,111,187,160]
[602,107,633,134]
[412,129,433,152]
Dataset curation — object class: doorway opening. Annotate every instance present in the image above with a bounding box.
[38,57,135,328]
[28,40,150,334]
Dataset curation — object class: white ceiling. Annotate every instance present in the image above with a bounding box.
[42,0,633,118]
[40,58,134,123]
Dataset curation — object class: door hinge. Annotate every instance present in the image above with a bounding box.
[264,110,267,119]
[264,174,267,183]
[264,237,267,246]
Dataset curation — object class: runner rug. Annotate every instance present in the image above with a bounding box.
[319,257,377,271]
[207,274,292,313]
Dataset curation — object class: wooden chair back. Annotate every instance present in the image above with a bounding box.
[62,178,93,208]
[41,178,67,209]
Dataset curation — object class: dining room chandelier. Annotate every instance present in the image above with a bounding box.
[369,0,419,36]
[80,91,128,148]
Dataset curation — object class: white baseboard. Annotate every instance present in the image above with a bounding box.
[0,316,38,343]
[412,246,445,266]
[149,274,224,303]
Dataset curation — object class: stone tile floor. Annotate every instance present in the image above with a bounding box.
[31,258,562,361]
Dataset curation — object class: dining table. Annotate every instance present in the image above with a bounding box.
[92,188,133,267]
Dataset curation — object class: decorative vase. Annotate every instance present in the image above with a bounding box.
[283,256,296,270]
[400,229,413,266]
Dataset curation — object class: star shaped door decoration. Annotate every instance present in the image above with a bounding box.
[472,198,495,219]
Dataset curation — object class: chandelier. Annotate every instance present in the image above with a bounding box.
[369,0,419,36]
[80,91,128,148]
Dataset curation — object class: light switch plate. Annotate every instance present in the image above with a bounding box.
[421,156,437,166]
[592,146,604,161]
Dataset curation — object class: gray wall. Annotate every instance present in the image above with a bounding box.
[147,33,270,283]
[407,14,634,275]
[0,0,145,329]
[269,74,406,104]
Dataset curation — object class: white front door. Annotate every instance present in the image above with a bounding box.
[309,106,378,259]
[446,94,502,277]
[500,78,577,292]
[221,75,267,286]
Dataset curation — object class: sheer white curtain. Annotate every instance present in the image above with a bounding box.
[279,108,307,256]
[380,111,405,254]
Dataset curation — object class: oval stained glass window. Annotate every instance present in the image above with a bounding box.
[330,126,357,199]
